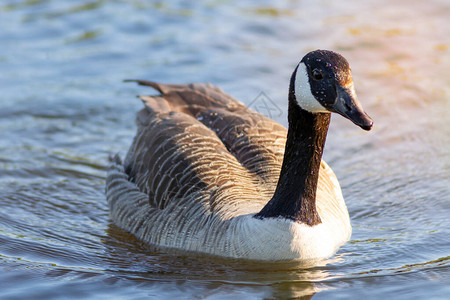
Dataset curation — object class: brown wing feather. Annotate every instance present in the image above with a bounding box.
[123,81,292,215]
[124,108,271,217]
[130,80,287,184]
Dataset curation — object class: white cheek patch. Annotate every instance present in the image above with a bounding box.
[294,63,328,113]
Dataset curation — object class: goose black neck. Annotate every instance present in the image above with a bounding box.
[254,68,330,225]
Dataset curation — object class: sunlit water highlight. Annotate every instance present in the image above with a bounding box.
[0,0,449,299]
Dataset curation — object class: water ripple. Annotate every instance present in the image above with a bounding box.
[0,0,449,299]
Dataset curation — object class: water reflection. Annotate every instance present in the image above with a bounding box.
[103,223,344,298]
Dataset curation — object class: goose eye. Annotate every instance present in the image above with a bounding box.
[311,69,323,81]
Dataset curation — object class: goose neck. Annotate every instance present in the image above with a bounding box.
[254,82,330,225]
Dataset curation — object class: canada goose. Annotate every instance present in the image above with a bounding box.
[106,50,373,261]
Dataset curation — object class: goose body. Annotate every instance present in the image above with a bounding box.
[106,50,373,261]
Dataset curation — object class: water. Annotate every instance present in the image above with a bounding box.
[0,0,449,299]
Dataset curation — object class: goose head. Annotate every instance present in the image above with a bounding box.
[293,50,373,130]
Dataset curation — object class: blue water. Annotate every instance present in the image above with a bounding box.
[0,0,449,299]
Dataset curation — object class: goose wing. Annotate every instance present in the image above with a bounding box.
[130,80,287,183]
[122,81,287,218]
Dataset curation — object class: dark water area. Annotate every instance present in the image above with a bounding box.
[0,0,449,299]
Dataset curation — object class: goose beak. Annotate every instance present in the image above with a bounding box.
[333,84,373,131]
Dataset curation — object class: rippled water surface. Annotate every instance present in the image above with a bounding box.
[1,0,449,299]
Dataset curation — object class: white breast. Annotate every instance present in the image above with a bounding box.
[227,215,350,260]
